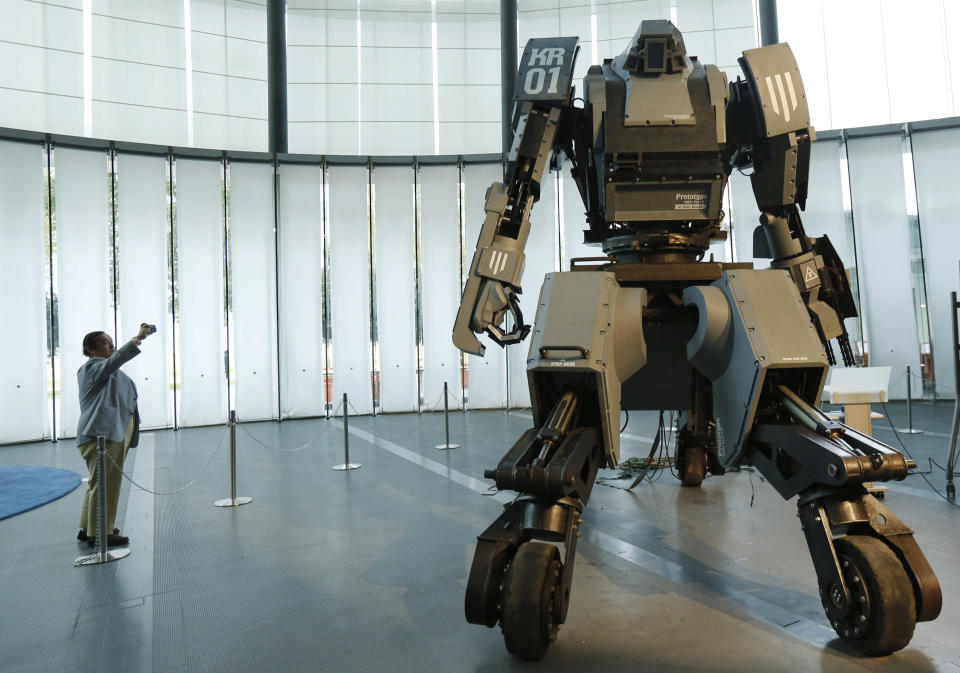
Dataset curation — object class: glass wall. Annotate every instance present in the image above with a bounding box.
[778,0,960,132]
[1,0,759,155]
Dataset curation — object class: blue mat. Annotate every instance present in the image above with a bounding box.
[0,465,83,521]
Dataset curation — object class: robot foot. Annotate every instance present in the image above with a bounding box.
[798,491,941,655]
[501,541,564,659]
[675,443,724,487]
[465,497,582,660]
[675,421,722,488]
[676,444,707,487]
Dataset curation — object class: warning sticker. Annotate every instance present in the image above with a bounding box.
[675,192,708,210]
[801,263,819,287]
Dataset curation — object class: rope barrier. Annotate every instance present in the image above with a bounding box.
[104,386,463,496]
[880,402,960,510]
[237,423,317,453]
[106,423,230,496]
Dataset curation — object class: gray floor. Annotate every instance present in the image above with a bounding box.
[1,402,959,673]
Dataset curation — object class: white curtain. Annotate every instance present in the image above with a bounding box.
[116,152,172,429]
[327,164,373,415]
[278,162,326,419]
[509,170,558,408]
[463,161,507,408]
[229,161,278,421]
[420,164,463,409]
[805,140,850,258]
[176,158,227,426]
[373,165,418,412]
[912,128,960,399]
[727,170,757,266]
[55,148,113,439]
[804,139,861,344]
[0,140,48,442]
[847,135,921,399]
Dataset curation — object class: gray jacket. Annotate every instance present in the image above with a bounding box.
[76,339,141,446]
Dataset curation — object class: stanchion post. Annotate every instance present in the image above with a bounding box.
[74,436,130,567]
[215,411,253,507]
[333,392,361,470]
[898,365,924,434]
[947,291,959,502]
[435,382,460,450]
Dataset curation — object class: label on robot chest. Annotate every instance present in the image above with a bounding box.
[674,192,708,210]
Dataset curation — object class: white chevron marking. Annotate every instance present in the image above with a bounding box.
[775,74,790,122]
[765,76,779,116]
[784,72,798,110]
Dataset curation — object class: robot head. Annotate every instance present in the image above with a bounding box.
[620,20,692,75]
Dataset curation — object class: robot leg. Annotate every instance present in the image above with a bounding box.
[676,372,722,487]
[464,390,603,660]
[465,269,644,659]
[751,396,942,655]
[684,269,941,655]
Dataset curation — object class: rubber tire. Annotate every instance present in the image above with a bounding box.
[677,445,707,487]
[831,536,917,656]
[500,542,562,661]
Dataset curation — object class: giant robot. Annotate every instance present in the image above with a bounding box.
[452,21,941,660]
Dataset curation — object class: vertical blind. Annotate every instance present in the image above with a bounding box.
[229,161,279,421]
[55,148,113,439]
[0,141,48,442]
[373,165,418,413]
[846,135,922,400]
[176,158,227,427]
[911,128,960,397]
[462,161,507,409]
[116,152,172,429]
[328,164,374,416]
[4,123,960,443]
[419,164,464,408]
[278,163,327,419]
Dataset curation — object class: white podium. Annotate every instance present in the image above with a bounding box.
[825,366,891,435]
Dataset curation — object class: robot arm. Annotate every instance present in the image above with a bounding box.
[728,43,857,366]
[452,37,580,356]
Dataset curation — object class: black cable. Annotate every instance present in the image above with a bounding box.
[880,402,960,509]
[620,410,629,434]
[626,412,663,488]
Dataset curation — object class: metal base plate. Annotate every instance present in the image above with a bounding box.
[332,463,362,471]
[74,548,131,567]
[214,496,253,507]
[435,443,460,450]
[896,428,924,434]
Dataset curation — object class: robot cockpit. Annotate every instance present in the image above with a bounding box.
[618,20,691,76]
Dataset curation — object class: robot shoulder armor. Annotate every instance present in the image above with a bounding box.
[515,37,580,104]
[737,43,810,138]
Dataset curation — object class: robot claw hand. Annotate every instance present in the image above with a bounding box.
[471,279,531,348]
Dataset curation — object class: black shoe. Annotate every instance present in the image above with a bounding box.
[78,528,119,541]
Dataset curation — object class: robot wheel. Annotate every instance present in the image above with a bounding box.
[676,445,707,487]
[500,542,563,660]
[825,535,917,656]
